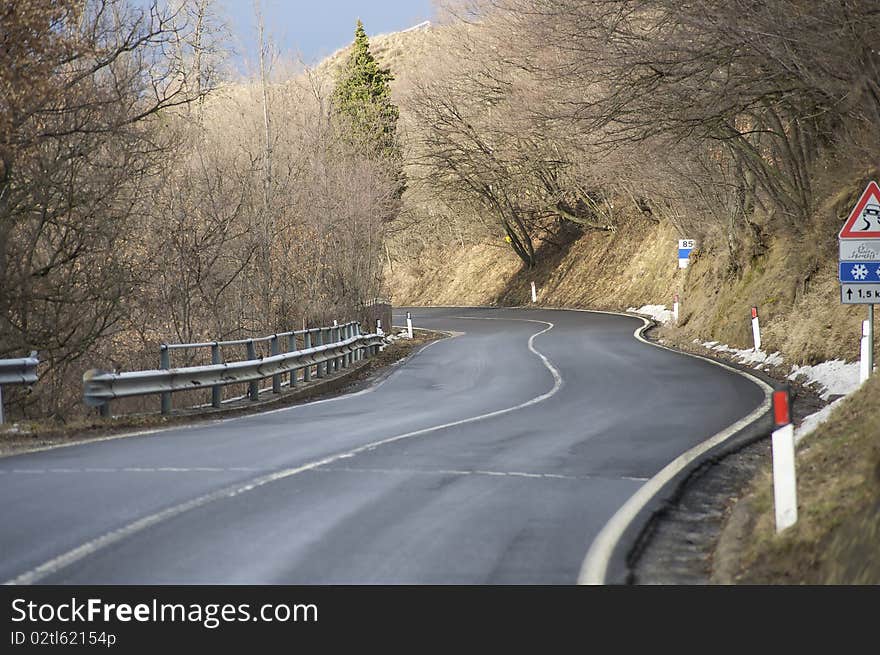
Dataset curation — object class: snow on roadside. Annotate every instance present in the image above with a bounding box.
[698,340,785,371]
[787,360,860,401]
[627,304,675,324]
[694,339,860,445]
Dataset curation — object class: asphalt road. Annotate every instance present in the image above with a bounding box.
[0,307,765,584]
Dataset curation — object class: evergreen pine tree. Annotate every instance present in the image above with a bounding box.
[332,20,404,193]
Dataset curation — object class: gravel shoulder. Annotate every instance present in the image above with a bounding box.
[629,326,826,584]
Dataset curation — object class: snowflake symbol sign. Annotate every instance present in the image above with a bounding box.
[851,264,869,280]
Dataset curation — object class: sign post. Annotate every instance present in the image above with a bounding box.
[860,320,871,384]
[839,181,880,380]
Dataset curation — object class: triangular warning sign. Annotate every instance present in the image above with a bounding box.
[839,180,880,239]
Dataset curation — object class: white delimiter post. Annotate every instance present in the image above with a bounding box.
[860,319,871,384]
[771,390,798,533]
[406,311,413,338]
[751,306,762,351]
[531,281,537,303]
[673,293,680,325]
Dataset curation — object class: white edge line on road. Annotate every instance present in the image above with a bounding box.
[6,318,561,585]
[0,333,455,461]
[576,311,773,585]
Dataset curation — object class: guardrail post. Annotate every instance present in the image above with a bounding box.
[315,329,324,378]
[289,334,299,387]
[303,330,312,382]
[333,325,341,372]
[211,343,222,408]
[271,334,281,394]
[326,326,334,374]
[353,322,360,361]
[343,324,350,368]
[0,386,4,424]
[160,345,171,415]
[246,339,259,400]
[100,402,110,418]
[327,326,335,374]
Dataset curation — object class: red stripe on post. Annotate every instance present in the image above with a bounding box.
[773,390,791,427]
[751,307,758,319]
[674,293,679,303]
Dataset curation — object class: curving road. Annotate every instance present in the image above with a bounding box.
[0,307,765,584]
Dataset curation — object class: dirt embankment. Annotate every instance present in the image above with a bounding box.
[717,372,880,584]
[386,187,880,584]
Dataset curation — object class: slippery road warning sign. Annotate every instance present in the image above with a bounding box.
[839,181,880,239]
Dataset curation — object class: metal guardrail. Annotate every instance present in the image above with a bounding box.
[0,352,39,424]
[83,322,387,416]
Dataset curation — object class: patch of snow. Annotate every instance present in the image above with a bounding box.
[628,304,675,324]
[698,340,783,371]
[787,359,860,401]
[693,340,859,445]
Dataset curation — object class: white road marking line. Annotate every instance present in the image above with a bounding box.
[5,318,562,585]
[1,467,262,475]
[315,466,601,481]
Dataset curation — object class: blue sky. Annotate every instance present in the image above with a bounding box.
[217,0,436,70]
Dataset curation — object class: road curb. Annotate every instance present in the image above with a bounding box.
[576,313,775,584]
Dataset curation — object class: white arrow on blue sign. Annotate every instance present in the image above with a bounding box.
[839,261,880,283]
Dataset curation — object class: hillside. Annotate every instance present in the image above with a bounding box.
[366,5,880,584]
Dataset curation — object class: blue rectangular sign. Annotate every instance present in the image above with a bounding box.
[839,261,880,282]
[678,248,693,258]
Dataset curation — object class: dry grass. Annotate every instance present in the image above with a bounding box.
[721,374,880,584]
[388,242,522,306]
